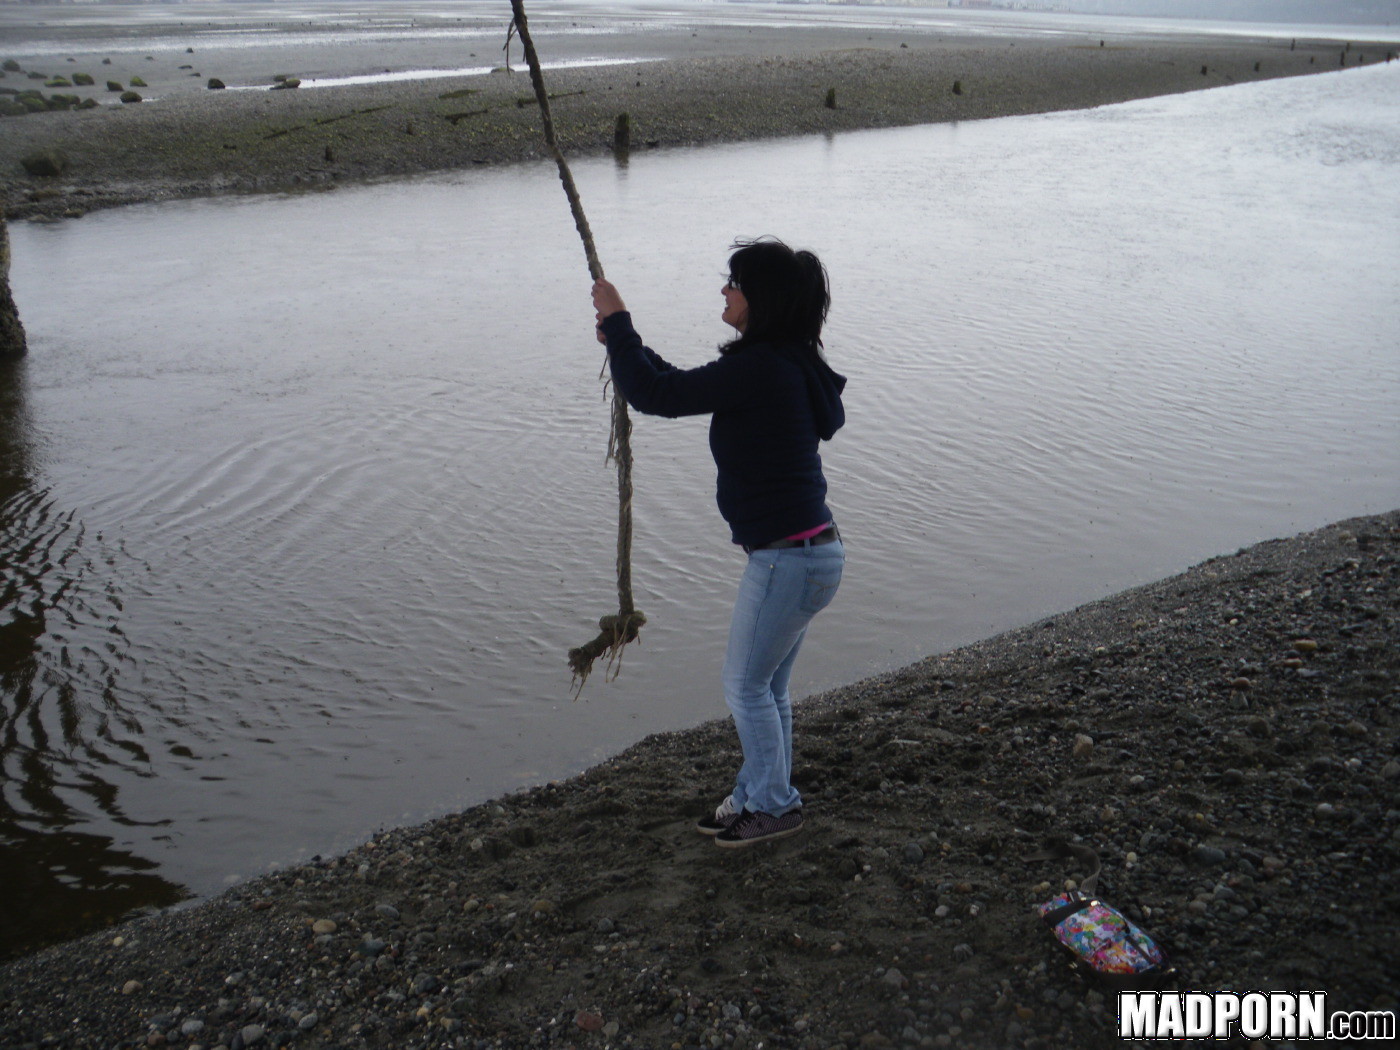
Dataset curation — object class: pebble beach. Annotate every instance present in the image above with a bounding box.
[0,510,1396,1049]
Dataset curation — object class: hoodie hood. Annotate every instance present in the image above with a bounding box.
[775,343,847,441]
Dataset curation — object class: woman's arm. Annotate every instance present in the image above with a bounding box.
[591,278,759,418]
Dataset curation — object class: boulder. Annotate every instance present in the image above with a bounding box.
[44,77,72,88]
[107,80,123,92]
[128,75,146,88]
[1,60,20,73]
[72,72,95,86]
[207,77,226,90]
[20,149,68,177]
[120,90,142,104]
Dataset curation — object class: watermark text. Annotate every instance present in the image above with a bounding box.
[1118,992,1396,1041]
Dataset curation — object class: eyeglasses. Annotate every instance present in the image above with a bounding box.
[723,276,740,290]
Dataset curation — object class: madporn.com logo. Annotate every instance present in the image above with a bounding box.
[1118,992,1396,1042]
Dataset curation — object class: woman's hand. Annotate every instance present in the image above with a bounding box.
[592,278,626,344]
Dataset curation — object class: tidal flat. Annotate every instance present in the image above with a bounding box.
[2,3,1395,218]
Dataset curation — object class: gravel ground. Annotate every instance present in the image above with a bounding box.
[2,33,1392,220]
[1,509,1395,1050]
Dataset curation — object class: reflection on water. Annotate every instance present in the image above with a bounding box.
[0,359,185,960]
[3,62,1398,959]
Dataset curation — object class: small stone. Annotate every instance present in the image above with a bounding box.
[239,1025,265,1046]
[531,899,555,915]
[122,980,142,995]
[1072,734,1094,758]
[1230,677,1253,691]
[1293,639,1319,653]
[902,842,925,864]
[1244,716,1272,738]
[1381,761,1400,780]
[311,918,337,935]
[881,966,907,989]
[375,903,400,919]
[298,1013,319,1031]
[575,1011,605,1032]
[933,904,950,918]
[181,1020,205,1037]
[1190,845,1227,867]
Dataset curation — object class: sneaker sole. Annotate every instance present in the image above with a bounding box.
[714,822,804,849]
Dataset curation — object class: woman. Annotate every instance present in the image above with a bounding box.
[591,237,846,849]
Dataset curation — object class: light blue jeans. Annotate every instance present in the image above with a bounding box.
[722,537,844,817]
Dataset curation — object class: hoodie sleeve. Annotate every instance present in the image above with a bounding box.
[599,311,760,419]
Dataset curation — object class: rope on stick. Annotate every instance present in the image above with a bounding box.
[507,0,646,694]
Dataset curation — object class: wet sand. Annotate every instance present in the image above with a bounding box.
[1,12,1393,219]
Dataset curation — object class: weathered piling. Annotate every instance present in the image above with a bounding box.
[1,211,28,359]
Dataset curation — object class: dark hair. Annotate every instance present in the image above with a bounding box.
[721,237,830,356]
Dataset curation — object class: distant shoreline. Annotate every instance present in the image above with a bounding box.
[2,22,1395,220]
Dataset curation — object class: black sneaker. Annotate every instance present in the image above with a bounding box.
[696,795,740,836]
[714,808,803,848]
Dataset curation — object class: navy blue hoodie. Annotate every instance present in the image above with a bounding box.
[599,311,846,548]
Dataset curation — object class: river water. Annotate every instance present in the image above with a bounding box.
[3,59,1398,954]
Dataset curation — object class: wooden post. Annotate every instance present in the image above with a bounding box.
[0,211,27,359]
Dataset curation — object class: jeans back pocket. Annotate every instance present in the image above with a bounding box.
[800,559,843,615]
